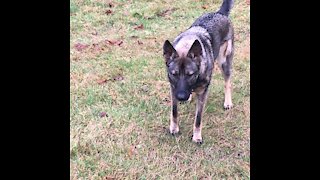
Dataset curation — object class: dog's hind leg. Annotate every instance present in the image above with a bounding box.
[218,40,234,110]
[192,88,208,144]
[222,73,233,110]
[169,87,179,135]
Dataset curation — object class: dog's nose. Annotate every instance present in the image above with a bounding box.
[176,91,189,101]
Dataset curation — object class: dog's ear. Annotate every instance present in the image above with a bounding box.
[163,40,178,64]
[187,40,202,59]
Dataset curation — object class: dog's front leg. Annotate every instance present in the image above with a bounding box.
[192,88,208,144]
[169,89,179,135]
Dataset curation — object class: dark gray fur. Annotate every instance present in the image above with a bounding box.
[191,12,234,60]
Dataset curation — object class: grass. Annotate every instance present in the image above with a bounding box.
[70,0,250,179]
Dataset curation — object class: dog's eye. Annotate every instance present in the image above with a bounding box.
[171,70,178,75]
[187,71,194,76]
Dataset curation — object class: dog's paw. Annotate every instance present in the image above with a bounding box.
[170,130,180,136]
[169,124,179,136]
[192,137,203,145]
[192,132,202,145]
[223,102,233,110]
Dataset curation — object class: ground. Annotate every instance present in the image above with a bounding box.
[70,0,250,179]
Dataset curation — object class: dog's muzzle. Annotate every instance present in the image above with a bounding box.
[176,91,190,101]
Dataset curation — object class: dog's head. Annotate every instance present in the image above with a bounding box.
[163,39,202,101]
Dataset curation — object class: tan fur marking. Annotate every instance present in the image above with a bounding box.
[216,40,231,68]
[224,78,233,109]
[215,40,233,109]
[192,91,208,143]
[192,126,202,142]
[169,86,179,134]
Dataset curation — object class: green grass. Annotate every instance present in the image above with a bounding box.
[70,0,250,179]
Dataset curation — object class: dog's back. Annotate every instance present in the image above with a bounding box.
[190,0,234,60]
[171,0,234,81]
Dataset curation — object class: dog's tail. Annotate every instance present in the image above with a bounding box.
[218,0,234,16]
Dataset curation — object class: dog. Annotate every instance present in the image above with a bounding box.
[163,0,234,144]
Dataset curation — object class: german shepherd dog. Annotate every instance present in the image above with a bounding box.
[163,0,234,144]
